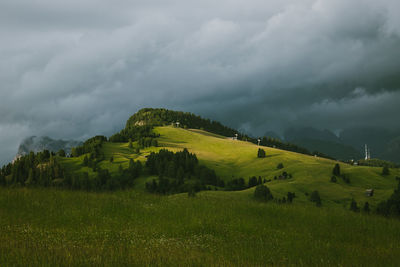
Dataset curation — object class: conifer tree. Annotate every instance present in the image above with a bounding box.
[332,163,340,176]
[350,198,359,212]
[382,166,390,176]
[25,168,34,186]
[128,138,133,149]
[310,190,322,206]
[363,202,370,213]
[257,148,266,158]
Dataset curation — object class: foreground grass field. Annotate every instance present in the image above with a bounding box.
[1,187,400,266]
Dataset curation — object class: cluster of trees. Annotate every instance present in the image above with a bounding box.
[0,147,143,191]
[256,136,334,160]
[274,192,296,204]
[350,199,370,213]
[273,171,292,180]
[63,162,140,191]
[145,149,224,194]
[72,155,143,191]
[357,159,399,168]
[376,179,400,217]
[71,136,107,159]
[109,125,160,143]
[254,184,274,202]
[82,153,101,171]
[57,158,142,191]
[138,137,158,148]
[0,151,65,187]
[253,185,296,204]
[226,175,272,191]
[248,176,265,187]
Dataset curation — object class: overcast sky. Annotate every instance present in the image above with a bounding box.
[1,0,400,165]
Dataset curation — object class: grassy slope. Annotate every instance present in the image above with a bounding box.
[63,126,399,208]
[2,126,400,265]
[1,187,400,266]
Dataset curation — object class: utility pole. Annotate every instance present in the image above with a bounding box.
[365,144,371,160]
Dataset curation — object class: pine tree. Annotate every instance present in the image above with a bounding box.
[310,191,322,206]
[129,159,134,170]
[83,155,89,166]
[128,138,133,149]
[350,199,359,212]
[287,192,295,203]
[254,184,273,201]
[25,168,34,186]
[257,148,266,158]
[248,176,258,187]
[382,166,390,176]
[0,173,5,186]
[332,163,340,176]
[363,202,370,213]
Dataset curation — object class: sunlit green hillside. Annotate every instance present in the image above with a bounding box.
[60,126,399,209]
[2,126,400,266]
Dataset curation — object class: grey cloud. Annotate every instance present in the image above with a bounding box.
[1,0,400,165]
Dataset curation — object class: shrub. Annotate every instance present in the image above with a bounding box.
[254,184,273,202]
[350,199,359,212]
[248,176,258,187]
[287,192,296,203]
[382,166,390,176]
[330,176,337,183]
[341,174,350,184]
[257,148,266,158]
[310,190,321,206]
[363,202,370,213]
[277,163,284,169]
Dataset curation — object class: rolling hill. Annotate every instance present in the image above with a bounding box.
[55,124,400,209]
[1,108,400,265]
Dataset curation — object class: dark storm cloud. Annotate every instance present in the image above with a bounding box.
[1,0,400,164]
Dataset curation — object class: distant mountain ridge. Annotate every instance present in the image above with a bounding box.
[283,126,400,163]
[16,136,82,159]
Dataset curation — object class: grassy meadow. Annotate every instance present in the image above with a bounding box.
[2,126,400,265]
[1,187,400,266]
